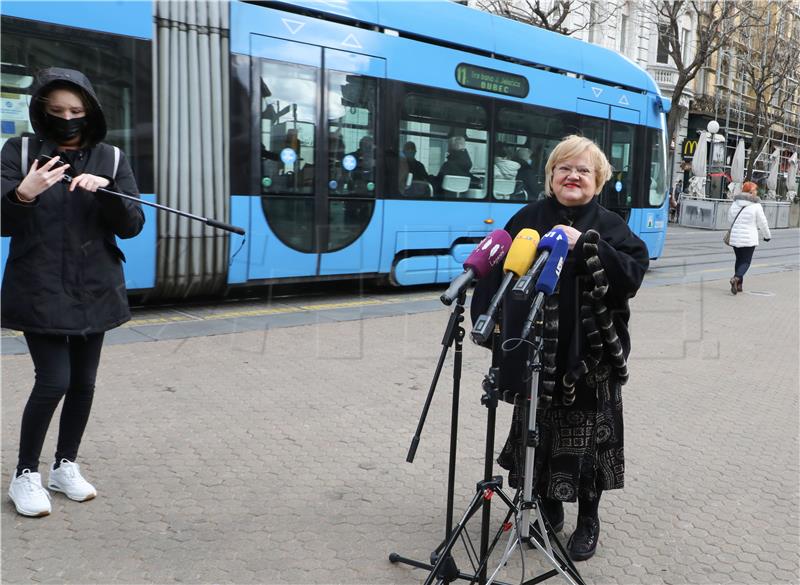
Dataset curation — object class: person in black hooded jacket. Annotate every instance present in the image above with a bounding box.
[471,135,648,561]
[2,68,144,517]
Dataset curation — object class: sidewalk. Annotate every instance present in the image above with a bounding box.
[2,270,798,584]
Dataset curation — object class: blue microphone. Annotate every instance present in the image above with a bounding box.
[533,229,569,295]
[512,227,567,300]
[520,228,569,340]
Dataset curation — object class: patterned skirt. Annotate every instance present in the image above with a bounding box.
[498,364,624,502]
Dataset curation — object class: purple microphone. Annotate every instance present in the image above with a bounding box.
[440,229,512,305]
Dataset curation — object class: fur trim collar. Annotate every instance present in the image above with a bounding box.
[734,193,760,204]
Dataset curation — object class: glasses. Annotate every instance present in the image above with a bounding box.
[554,165,594,178]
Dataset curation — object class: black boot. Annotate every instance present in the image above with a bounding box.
[527,498,564,549]
[567,515,600,561]
[539,497,564,533]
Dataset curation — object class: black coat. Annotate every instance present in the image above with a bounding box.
[1,67,144,336]
[471,196,649,398]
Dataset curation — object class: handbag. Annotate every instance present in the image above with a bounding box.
[723,207,746,246]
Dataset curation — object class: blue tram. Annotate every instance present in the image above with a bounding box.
[1,0,670,298]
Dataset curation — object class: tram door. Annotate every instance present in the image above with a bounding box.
[248,34,384,280]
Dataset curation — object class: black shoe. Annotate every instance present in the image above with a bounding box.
[730,277,739,295]
[567,515,600,561]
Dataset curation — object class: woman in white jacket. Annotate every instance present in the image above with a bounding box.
[727,181,771,294]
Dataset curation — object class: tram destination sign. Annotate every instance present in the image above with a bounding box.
[455,64,529,98]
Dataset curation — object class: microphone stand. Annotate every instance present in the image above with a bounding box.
[390,288,467,583]
[483,313,585,585]
[393,307,522,585]
[59,173,246,235]
[392,292,587,585]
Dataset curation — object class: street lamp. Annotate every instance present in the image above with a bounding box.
[707,120,720,198]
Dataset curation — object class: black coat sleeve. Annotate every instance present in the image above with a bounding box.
[594,216,649,304]
[1,139,39,237]
[93,149,145,239]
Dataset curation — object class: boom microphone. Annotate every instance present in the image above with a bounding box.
[440,229,512,305]
[471,228,539,344]
[39,154,247,235]
[519,228,569,340]
[511,227,566,300]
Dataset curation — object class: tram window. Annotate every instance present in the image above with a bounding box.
[398,91,488,200]
[259,60,317,196]
[496,106,576,201]
[647,128,667,207]
[604,122,637,210]
[325,70,378,252]
[328,71,377,198]
[578,117,607,151]
[0,17,153,192]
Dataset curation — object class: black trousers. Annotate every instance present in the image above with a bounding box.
[733,246,756,282]
[17,332,105,475]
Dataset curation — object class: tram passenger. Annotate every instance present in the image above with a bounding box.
[398,141,430,195]
[345,135,375,192]
[471,135,649,561]
[437,135,479,192]
[1,68,144,517]
[493,143,520,180]
[513,147,538,200]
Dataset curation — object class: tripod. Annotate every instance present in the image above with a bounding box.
[392,303,586,585]
[482,320,584,585]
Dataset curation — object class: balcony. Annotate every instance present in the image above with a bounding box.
[648,63,694,99]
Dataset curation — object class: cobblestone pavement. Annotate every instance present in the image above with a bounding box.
[2,269,798,585]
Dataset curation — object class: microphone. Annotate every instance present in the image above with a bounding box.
[440,229,512,305]
[39,155,248,236]
[519,228,569,340]
[471,228,539,344]
[511,227,566,300]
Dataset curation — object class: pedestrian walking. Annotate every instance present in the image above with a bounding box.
[1,68,144,517]
[727,181,771,295]
[669,180,683,223]
[471,135,649,561]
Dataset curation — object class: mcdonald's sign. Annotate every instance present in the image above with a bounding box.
[683,139,698,156]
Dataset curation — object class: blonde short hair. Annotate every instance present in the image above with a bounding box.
[544,135,613,197]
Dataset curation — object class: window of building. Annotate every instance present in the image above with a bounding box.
[656,24,671,64]
[681,28,691,64]
[0,17,153,191]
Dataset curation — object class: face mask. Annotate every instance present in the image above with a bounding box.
[43,112,87,143]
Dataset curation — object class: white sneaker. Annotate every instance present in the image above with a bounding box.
[48,460,97,502]
[9,469,52,517]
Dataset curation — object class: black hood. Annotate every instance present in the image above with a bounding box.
[29,67,107,146]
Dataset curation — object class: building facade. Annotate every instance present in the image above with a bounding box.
[467,0,800,200]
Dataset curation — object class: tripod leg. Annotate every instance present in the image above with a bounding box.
[521,498,586,585]
[423,487,487,585]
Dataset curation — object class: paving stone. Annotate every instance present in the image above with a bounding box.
[2,267,798,585]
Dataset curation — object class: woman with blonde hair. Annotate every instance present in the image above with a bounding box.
[727,181,771,294]
[472,135,649,561]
